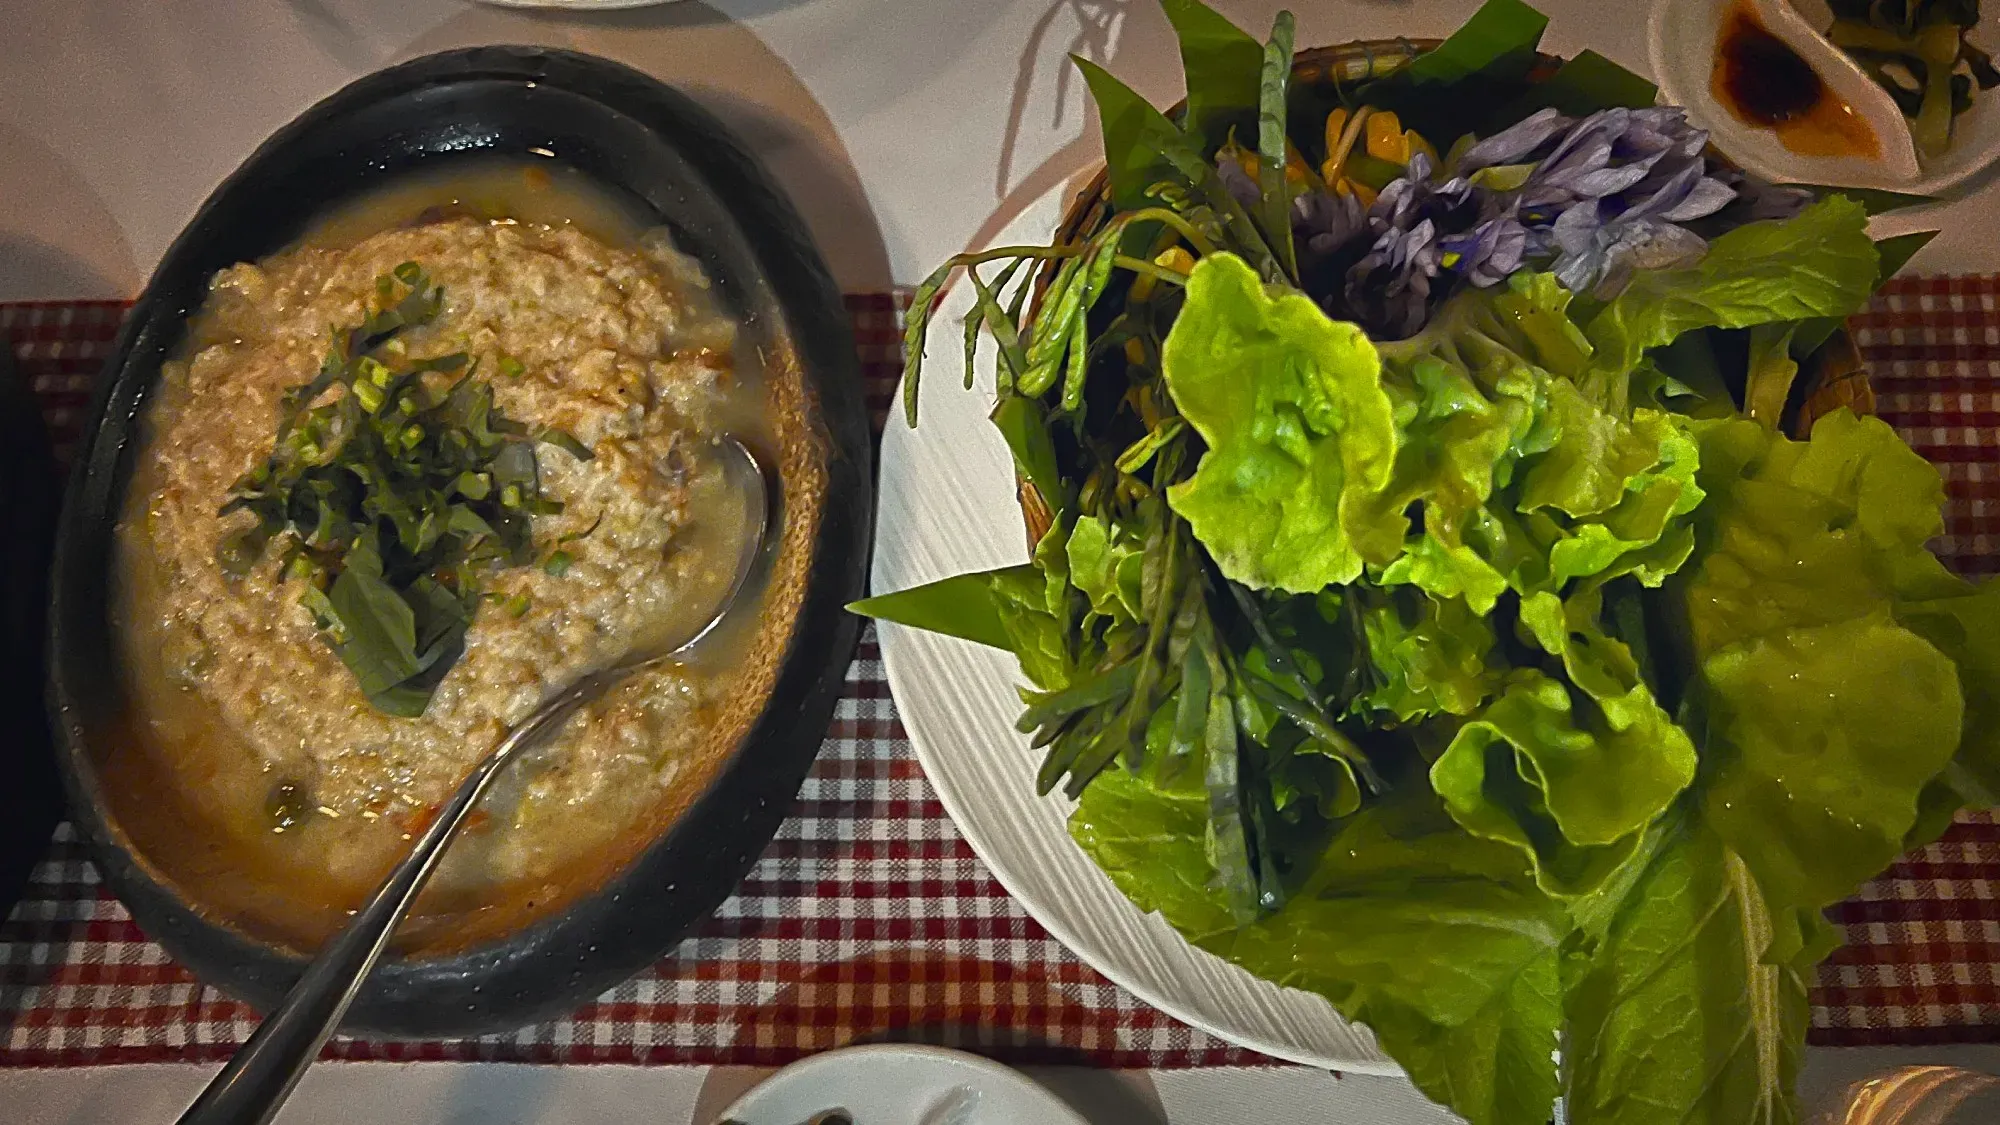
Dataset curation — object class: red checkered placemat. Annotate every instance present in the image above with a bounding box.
[3,283,1999,1069]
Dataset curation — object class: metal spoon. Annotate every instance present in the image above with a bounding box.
[174,435,769,1125]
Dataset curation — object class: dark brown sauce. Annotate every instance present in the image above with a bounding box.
[1712,1,1878,158]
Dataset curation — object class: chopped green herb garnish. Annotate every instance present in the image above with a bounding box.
[543,550,573,577]
[217,263,594,717]
[498,353,526,379]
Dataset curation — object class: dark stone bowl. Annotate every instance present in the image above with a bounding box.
[45,46,870,1038]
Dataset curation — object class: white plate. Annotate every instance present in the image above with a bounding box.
[870,182,1397,1076]
[473,1,682,9]
[1650,0,2000,197]
[714,1044,1089,1125]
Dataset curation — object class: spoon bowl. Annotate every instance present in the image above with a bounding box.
[172,434,769,1125]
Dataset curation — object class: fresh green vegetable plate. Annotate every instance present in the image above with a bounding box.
[866,2,2000,1122]
[872,181,1397,1071]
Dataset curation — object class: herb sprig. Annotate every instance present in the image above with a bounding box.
[218,262,591,717]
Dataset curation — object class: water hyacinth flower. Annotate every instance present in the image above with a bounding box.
[1712,167,1816,223]
[1454,106,1739,296]
[1439,216,1529,288]
[1206,104,1810,333]
[1346,217,1441,339]
[1292,188,1366,260]
[1343,153,1506,338]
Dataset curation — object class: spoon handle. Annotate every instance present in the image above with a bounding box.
[173,697,586,1125]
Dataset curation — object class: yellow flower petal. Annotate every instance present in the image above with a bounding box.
[1324,107,1350,162]
[1366,110,1408,164]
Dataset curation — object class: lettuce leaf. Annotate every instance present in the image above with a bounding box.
[1066,514,1146,622]
[1381,529,1513,613]
[1372,272,1586,537]
[1368,960,1562,1125]
[1518,380,1672,519]
[1362,274,1592,611]
[1431,664,1696,897]
[1069,760,1246,942]
[1356,586,1500,721]
[1350,272,1707,621]
[1699,612,1961,935]
[1563,410,1978,1124]
[1897,580,2000,800]
[1676,411,1970,958]
[991,563,1075,691]
[1582,196,1879,406]
[1163,253,1398,592]
[1564,815,1815,1125]
[1075,771,1565,1125]
[1546,417,1703,586]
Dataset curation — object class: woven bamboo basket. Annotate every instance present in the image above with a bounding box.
[1015,38,1872,546]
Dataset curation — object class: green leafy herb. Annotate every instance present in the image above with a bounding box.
[847,567,1022,651]
[1563,813,1815,1125]
[1077,57,1199,213]
[1367,0,1550,140]
[1791,228,1939,359]
[1256,12,1299,280]
[1161,253,1396,593]
[1582,196,1879,405]
[218,263,589,715]
[1162,0,1264,146]
[1498,49,1657,118]
[856,4,2000,1124]
[1398,0,1547,88]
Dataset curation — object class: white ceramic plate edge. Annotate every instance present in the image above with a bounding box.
[474,0,684,10]
[871,184,1400,1077]
[878,626,1397,1076]
[715,1043,1091,1125]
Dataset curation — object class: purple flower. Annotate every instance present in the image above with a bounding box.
[1548,206,1710,296]
[1440,217,1529,287]
[1452,107,1738,296]
[1292,189,1366,259]
[1339,154,1524,336]
[1453,107,1575,174]
[1347,217,1442,340]
[1714,167,1816,222]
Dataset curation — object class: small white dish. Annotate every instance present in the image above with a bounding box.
[1652,0,1919,189]
[1653,0,2000,196]
[473,1,683,9]
[713,1044,1090,1125]
[1788,0,2000,197]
